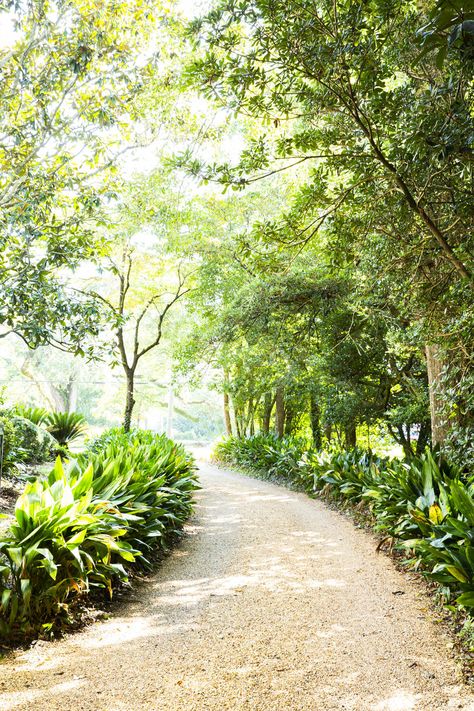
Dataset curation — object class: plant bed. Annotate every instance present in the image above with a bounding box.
[0,429,199,643]
[0,523,193,660]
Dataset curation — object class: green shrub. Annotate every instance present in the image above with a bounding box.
[0,458,138,637]
[362,450,461,539]
[0,415,20,472]
[46,411,87,447]
[0,430,198,639]
[13,405,49,426]
[10,416,56,464]
[214,433,311,478]
[85,426,127,453]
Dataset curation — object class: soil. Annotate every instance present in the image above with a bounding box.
[0,487,19,516]
[0,479,23,533]
[0,461,473,710]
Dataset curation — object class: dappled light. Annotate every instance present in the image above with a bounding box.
[1,465,473,710]
[0,0,473,707]
[372,691,421,711]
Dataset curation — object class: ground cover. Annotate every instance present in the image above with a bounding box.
[0,429,198,642]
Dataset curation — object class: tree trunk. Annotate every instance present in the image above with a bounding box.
[223,391,232,435]
[234,404,243,438]
[230,396,241,437]
[262,392,274,434]
[416,419,431,456]
[223,370,233,435]
[123,370,136,433]
[310,392,322,449]
[249,395,260,436]
[166,384,174,437]
[238,413,245,437]
[396,424,413,459]
[425,344,448,446]
[21,355,67,411]
[284,405,294,436]
[66,374,78,413]
[345,422,357,449]
[324,423,332,444]
[275,386,285,438]
[244,397,254,436]
[249,416,255,436]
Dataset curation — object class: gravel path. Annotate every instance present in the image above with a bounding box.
[1,462,474,711]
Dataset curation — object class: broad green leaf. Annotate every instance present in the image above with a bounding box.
[429,504,443,524]
[446,566,469,583]
[456,592,474,607]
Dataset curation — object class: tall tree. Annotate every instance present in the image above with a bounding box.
[187,0,474,448]
[103,246,190,431]
[0,0,171,352]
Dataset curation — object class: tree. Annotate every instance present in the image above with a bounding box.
[172,176,306,438]
[0,0,170,352]
[187,0,474,449]
[190,0,472,276]
[83,164,207,431]
[90,242,191,431]
[183,225,432,451]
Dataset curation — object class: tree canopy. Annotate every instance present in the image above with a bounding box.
[0,0,472,458]
[179,0,473,457]
[0,0,173,352]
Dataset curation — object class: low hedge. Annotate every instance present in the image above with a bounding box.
[11,416,57,464]
[0,429,198,640]
[0,414,58,469]
[214,435,474,610]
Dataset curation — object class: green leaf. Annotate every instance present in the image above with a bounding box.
[456,592,474,607]
[451,482,474,525]
[7,547,23,569]
[41,558,58,581]
[1,589,11,611]
[446,566,469,583]
[429,504,443,524]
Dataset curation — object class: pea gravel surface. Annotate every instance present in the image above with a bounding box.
[1,461,473,711]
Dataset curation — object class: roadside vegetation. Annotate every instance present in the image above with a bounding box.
[0,0,472,654]
[0,404,82,476]
[214,436,474,632]
[0,429,197,641]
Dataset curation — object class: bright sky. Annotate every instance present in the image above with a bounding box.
[0,13,17,48]
[178,0,210,19]
[0,2,209,49]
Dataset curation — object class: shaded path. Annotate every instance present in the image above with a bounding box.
[0,462,473,710]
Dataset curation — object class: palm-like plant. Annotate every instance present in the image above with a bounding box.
[46,411,87,446]
[14,405,49,425]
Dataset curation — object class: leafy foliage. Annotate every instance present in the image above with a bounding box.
[0,0,175,353]
[186,0,474,459]
[13,406,48,426]
[214,433,317,491]
[0,416,20,473]
[46,412,87,447]
[10,416,57,465]
[204,266,431,451]
[418,1,474,66]
[0,429,198,639]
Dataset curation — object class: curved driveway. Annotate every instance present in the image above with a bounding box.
[1,463,473,710]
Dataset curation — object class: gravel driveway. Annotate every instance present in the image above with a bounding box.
[0,462,473,711]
